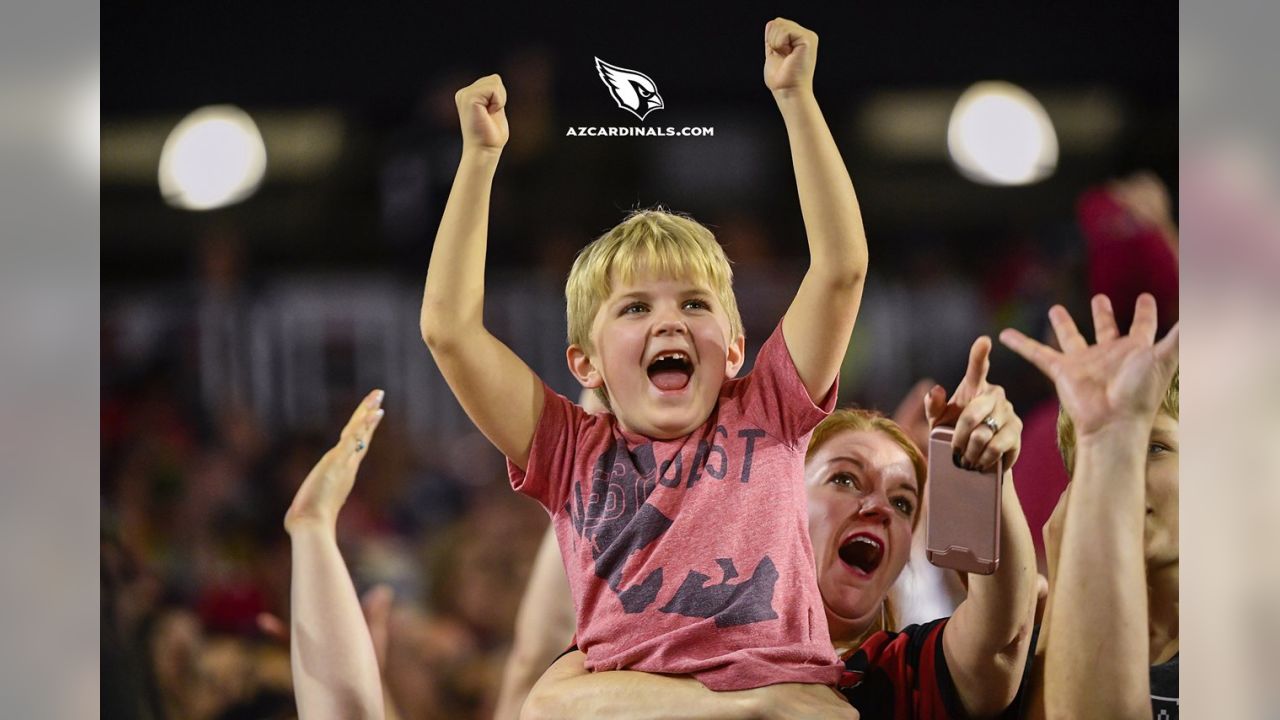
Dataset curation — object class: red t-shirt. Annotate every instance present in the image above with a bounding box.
[508,323,843,690]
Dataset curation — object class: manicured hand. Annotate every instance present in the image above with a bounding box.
[455,74,509,152]
[924,337,1024,472]
[999,294,1179,441]
[284,389,386,533]
[764,18,818,95]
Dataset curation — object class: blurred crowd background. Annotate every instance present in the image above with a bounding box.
[100,4,1179,718]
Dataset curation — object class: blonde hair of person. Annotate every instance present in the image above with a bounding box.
[565,209,744,353]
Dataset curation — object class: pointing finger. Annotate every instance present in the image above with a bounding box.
[957,336,992,395]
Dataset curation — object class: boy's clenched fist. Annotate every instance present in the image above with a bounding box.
[455,74,509,152]
[764,18,818,95]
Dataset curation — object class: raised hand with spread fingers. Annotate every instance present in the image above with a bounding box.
[1000,293,1179,441]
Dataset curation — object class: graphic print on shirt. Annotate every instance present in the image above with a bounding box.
[566,430,779,626]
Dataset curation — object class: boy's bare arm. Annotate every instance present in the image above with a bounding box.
[420,75,543,469]
[766,18,869,404]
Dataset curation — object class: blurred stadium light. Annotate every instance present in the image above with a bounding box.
[947,81,1059,186]
[158,105,267,210]
[858,86,1120,161]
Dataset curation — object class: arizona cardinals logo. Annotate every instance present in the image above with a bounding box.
[594,57,665,121]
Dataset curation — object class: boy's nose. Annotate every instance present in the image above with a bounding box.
[652,317,688,336]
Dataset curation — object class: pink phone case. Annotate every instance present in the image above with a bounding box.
[926,426,1002,575]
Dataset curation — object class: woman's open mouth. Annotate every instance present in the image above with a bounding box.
[838,532,884,577]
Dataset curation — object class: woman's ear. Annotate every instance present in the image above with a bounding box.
[566,344,603,389]
[725,334,746,378]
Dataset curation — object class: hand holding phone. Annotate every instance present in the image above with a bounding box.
[921,337,1023,575]
[926,426,1002,574]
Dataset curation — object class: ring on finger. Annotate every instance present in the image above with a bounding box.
[982,416,1000,434]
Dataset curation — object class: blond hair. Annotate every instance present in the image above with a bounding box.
[565,209,743,353]
[807,408,928,642]
[1057,369,1180,476]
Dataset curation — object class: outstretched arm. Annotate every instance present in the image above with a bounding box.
[765,18,870,404]
[1001,294,1179,720]
[419,75,544,469]
[925,338,1038,718]
[520,651,855,720]
[285,390,388,720]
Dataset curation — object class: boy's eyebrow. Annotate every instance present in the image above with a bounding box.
[611,285,712,302]
[612,290,652,303]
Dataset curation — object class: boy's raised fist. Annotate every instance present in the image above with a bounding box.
[455,74,509,152]
[764,18,818,95]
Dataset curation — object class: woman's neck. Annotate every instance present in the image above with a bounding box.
[1148,562,1179,665]
[827,606,882,656]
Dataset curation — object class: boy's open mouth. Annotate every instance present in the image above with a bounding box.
[647,351,693,391]
[838,533,884,575]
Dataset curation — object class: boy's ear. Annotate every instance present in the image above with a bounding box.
[566,344,604,389]
[725,334,746,379]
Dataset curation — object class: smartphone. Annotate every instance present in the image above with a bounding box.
[926,426,1002,575]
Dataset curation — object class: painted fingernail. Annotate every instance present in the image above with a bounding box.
[368,390,385,407]
[953,451,962,467]
[367,408,385,424]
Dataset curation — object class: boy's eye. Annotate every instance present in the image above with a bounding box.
[1148,442,1171,456]
[893,498,915,517]
[683,299,710,311]
[621,303,648,315]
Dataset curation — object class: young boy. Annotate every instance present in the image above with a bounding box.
[421,18,867,691]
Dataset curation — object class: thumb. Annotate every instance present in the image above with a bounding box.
[893,379,934,425]
[923,384,948,426]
